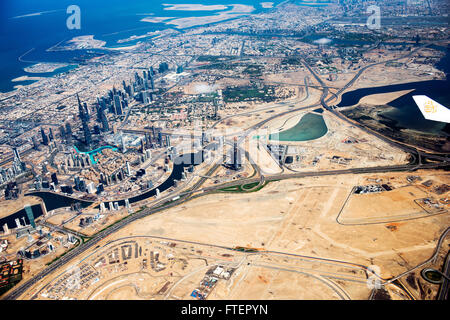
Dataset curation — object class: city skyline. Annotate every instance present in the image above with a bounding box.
[0,0,448,306]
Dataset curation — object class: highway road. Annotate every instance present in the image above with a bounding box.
[3,138,448,301]
[384,227,450,286]
[300,45,450,165]
[3,43,449,301]
[437,252,450,300]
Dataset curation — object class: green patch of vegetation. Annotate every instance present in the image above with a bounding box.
[223,85,276,103]
[424,270,442,282]
[243,64,263,76]
[281,57,302,65]
[80,235,91,244]
[219,185,241,192]
[385,62,404,67]
[218,181,268,193]
[232,247,260,252]
[241,182,260,190]
[196,55,233,62]
[338,32,390,42]
[198,62,236,70]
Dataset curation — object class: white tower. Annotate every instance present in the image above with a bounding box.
[145,149,152,160]
[2,224,9,235]
[126,161,131,176]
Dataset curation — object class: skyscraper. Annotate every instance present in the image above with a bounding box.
[166,135,171,147]
[12,147,26,172]
[142,90,151,104]
[126,161,131,175]
[59,125,66,138]
[121,134,127,152]
[12,147,21,163]
[149,72,155,90]
[96,99,103,123]
[158,131,163,146]
[77,93,84,119]
[24,205,36,229]
[82,117,92,146]
[140,139,145,154]
[51,172,58,185]
[48,127,54,141]
[40,127,49,145]
[231,137,241,171]
[113,95,123,115]
[65,122,72,137]
[31,136,39,150]
[100,109,110,132]
[77,95,92,146]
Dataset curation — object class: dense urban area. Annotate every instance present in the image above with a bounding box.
[0,0,449,301]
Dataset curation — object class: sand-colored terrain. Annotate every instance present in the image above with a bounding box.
[16,169,449,300]
[358,90,414,106]
[338,185,437,225]
[246,138,282,175]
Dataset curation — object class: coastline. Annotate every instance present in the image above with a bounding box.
[11,76,46,82]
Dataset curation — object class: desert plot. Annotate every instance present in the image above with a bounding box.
[16,171,450,300]
[246,138,282,174]
[338,186,431,225]
[138,185,293,249]
[220,265,346,300]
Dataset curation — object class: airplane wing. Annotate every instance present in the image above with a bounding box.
[412,95,450,124]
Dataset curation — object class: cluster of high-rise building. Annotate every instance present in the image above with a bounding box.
[74,67,162,149]
[61,152,92,171]
[73,175,97,194]
[128,67,157,104]
[99,86,128,117]
[58,122,73,144]
[32,172,59,192]
[98,199,131,214]
[0,147,28,188]
[1,66,174,201]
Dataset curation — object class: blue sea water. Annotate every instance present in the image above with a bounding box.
[0,0,282,93]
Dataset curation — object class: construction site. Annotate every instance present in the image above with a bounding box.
[13,168,449,300]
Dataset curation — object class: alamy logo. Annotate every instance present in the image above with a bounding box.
[366,265,383,290]
[67,5,81,30]
[366,5,381,30]
[65,265,81,292]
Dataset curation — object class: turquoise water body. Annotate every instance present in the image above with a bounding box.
[268,113,328,141]
[0,0,285,92]
[73,145,118,164]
